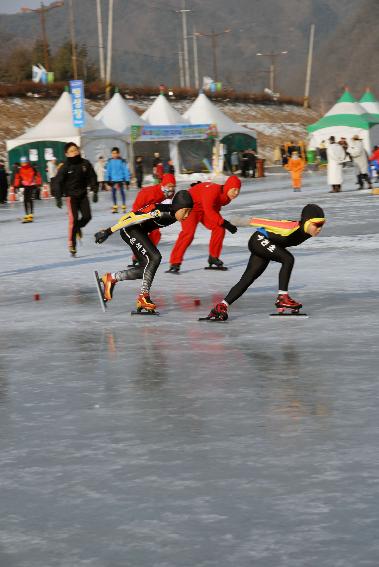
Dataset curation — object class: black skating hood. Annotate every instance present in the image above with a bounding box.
[300,203,325,232]
[170,190,194,215]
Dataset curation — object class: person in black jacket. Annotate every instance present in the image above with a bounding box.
[54,142,98,256]
[94,190,193,313]
[0,161,9,204]
[135,155,144,189]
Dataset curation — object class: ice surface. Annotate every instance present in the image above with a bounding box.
[1,169,379,567]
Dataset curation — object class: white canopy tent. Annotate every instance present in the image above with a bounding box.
[141,94,189,173]
[183,91,257,171]
[6,91,125,178]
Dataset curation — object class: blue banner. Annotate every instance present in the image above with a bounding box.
[69,80,85,128]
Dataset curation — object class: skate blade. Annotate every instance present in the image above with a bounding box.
[198,317,228,322]
[204,266,228,271]
[131,310,160,316]
[165,270,180,275]
[93,270,107,312]
[270,313,308,318]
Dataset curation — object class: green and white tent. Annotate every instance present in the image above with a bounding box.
[307,90,379,152]
[359,90,379,119]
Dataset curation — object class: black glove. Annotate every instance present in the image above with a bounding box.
[93,191,98,203]
[222,219,238,234]
[94,227,112,244]
[56,197,63,209]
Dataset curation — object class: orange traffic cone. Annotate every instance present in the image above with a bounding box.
[41,184,50,199]
[8,186,17,202]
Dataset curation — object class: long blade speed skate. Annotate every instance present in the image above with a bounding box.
[270,293,307,317]
[131,293,160,316]
[93,270,107,312]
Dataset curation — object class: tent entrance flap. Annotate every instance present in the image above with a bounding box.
[178,140,213,173]
[8,141,66,183]
[221,133,257,172]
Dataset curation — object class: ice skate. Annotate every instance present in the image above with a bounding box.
[132,293,159,315]
[121,205,127,212]
[69,246,77,257]
[21,214,31,223]
[93,270,107,312]
[199,302,228,322]
[166,263,181,274]
[101,272,117,302]
[205,256,228,271]
[272,293,306,316]
[112,205,118,214]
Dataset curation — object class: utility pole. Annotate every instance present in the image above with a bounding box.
[304,24,315,108]
[178,48,185,88]
[192,28,199,90]
[195,28,231,83]
[256,50,288,93]
[96,0,106,82]
[20,1,64,71]
[105,0,114,99]
[177,3,191,88]
[68,0,78,79]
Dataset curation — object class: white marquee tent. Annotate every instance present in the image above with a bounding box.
[6,90,125,178]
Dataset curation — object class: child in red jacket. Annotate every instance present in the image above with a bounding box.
[14,156,42,223]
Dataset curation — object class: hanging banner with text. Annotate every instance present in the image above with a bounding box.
[130,124,218,143]
[69,79,85,128]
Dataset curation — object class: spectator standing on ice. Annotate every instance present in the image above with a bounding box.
[14,156,42,223]
[248,149,257,178]
[0,161,9,204]
[105,147,131,214]
[231,151,240,172]
[166,159,175,175]
[94,156,106,192]
[349,135,372,190]
[285,151,305,191]
[135,156,144,189]
[54,142,98,256]
[152,152,161,182]
[46,157,58,195]
[327,136,346,193]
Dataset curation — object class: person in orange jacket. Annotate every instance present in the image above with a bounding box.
[167,175,242,273]
[14,156,42,223]
[129,173,176,266]
[285,151,305,191]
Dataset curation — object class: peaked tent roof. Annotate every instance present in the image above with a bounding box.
[95,91,145,133]
[6,91,121,151]
[359,90,379,117]
[141,93,188,125]
[183,91,254,137]
[307,90,379,133]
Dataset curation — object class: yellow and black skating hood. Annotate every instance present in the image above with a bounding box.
[248,203,325,247]
[300,204,325,233]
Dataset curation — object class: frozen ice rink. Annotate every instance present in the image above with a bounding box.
[1,170,379,567]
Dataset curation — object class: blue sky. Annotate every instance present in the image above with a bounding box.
[0,1,47,14]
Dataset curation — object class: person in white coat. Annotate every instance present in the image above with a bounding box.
[327,136,346,192]
[94,156,106,192]
[349,135,372,190]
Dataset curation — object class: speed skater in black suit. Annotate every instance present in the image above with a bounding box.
[94,190,193,312]
[205,204,325,320]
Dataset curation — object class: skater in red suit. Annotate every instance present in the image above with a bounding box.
[14,156,42,223]
[167,175,242,273]
[129,173,176,267]
[204,204,325,320]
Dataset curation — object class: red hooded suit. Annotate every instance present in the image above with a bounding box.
[132,173,176,247]
[170,175,241,265]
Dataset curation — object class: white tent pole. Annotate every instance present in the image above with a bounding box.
[105,0,114,100]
